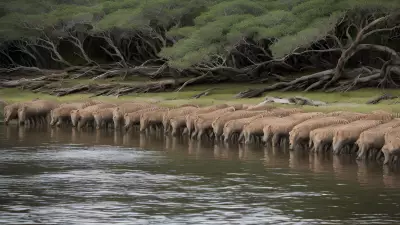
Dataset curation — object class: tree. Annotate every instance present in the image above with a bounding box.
[0,0,399,95]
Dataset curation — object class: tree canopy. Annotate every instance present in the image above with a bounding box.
[0,0,398,68]
[0,0,399,94]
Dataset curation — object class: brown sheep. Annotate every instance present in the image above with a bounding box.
[18,100,60,126]
[362,110,393,121]
[71,103,116,128]
[223,109,300,143]
[169,115,187,136]
[50,105,79,127]
[332,120,383,155]
[185,104,230,136]
[3,102,24,125]
[308,124,345,153]
[223,116,262,143]
[112,103,155,129]
[227,104,246,110]
[212,110,272,141]
[241,116,285,144]
[140,108,169,132]
[3,100,39,125]
[213,107,301,141]
[123,107,167,131]
[356,119,400,160]
[190,106,238,139]
[265,112,325,146]
[59,100,101,109]
[93,107,116,129]
[192,107,237,140]
[382,127,400,165]
[289,117,349,150]
[162,106,199,133]
[245,104,276,111]
[327,111,367,121]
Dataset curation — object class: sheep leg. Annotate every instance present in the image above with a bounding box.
[197,129,204,140]
[182,128,188,136]
[224,132,230,143]
[383,149,391,165]
[191,130,197,139]
[171,127,178,137]
[244,132,250,144]
[208,130,215,140]
[356,145,367,160]
[272,134,280,147]
[376,151,383,161]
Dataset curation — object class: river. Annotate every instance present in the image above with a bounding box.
[1,125,400,224]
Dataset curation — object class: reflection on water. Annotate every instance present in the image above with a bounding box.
[2,125,400,224]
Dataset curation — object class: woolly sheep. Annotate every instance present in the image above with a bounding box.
[356,119,400,160]
[289,117,349,150]
[332,120,383,155]
[162,106,198,133]
[382,127,400,165]
[265,112,325,146]
[241,116,284,144]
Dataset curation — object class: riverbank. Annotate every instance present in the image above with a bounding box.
[2,79,400,114]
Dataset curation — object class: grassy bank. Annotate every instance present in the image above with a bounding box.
[1,79,400,113]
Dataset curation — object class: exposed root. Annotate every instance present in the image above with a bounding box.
[366,93,398,104]
[191,88,217,99]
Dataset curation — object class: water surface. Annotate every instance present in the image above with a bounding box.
[1,126,400,224]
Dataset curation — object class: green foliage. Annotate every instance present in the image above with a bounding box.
[0,0,399,68]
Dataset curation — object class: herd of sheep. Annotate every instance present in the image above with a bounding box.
[3,99,400,166]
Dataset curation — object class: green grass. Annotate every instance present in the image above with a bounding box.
[1,80,400,113]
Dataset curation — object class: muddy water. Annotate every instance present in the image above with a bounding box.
[1,126,400,224]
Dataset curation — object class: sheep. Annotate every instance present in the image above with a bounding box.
[162,106,199,133]
[112,103,155,129]
[356,119,400,160]
[71,103,116,128]
[332,120,383,155]
[190,106,238,139]
[3,102,27,125]
[223,116,262,143]
[176,103,200,108]
[362,110,393,121]
[18,100,60,126]
[223,109,301,143]
[289,117,350,151]
[192,107,237,140]
[212,110,272,141]
[327,111,367,121]
[169,115,187,136]
[140,108,170,132]
[265,112,326,146]
[50,105,79,127]
[308,124,346,153]
[51,101,102,126]
[245,104,276,111]
[93,107,116,129]
[241,116,285,144]
[382,127,400,165]
[214,107,303,141]
[59,100,101,109]
[183,104,229,136]
[123,107,168,131]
